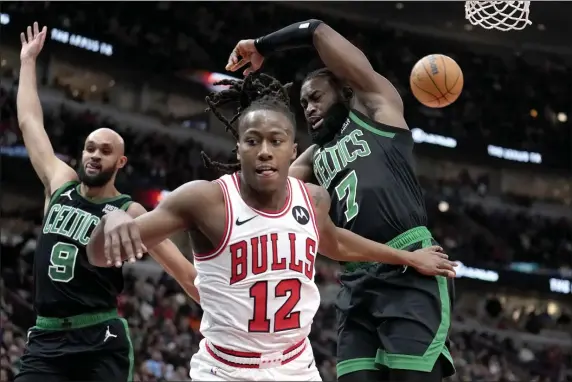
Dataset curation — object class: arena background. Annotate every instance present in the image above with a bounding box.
[1,2,570,381]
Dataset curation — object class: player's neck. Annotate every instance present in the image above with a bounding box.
[79,183,120,201]
[239,180,289,213]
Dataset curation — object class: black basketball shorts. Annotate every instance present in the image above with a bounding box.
[336,226,456,379]
[15,310,134,382]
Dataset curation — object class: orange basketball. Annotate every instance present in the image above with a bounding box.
[410,54,464,108]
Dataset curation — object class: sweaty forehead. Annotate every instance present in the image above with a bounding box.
[240,109,293,134]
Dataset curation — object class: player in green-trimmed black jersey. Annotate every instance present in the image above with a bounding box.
[15,22,198,382]
[228,20,457,382]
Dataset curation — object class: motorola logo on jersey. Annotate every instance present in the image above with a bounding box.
[292,206,310,225]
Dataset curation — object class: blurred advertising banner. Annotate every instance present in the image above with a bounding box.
[455,261,571,296]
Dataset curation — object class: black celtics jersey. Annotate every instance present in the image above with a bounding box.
[34,181,132,318]
[312,109,427,244]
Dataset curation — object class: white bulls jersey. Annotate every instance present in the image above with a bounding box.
[194,172,321,354]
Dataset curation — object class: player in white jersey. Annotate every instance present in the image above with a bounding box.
[87,73,456,381]
[192,172,323,380]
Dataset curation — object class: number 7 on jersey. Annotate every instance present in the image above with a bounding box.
[335,170,359,222]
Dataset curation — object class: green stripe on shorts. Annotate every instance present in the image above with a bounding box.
[374,237,454,372]
[337,357,378,377]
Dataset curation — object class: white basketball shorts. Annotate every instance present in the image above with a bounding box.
[189,337,322,381]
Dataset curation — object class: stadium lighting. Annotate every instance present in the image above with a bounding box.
[557,112,567,123]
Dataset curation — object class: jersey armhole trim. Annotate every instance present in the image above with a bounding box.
[350,110,409,138]
[194,179,233,261]
[48,180,79,206]
[120,200,133,211]
[297,180,320,244]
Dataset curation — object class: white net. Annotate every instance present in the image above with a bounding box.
[465,1,532,31]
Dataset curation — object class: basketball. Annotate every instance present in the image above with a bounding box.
[410,54,464,108]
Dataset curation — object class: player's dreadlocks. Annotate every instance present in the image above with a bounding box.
[201,73,294,174]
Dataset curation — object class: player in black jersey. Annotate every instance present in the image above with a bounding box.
[15,23,198,382]
[227,21,456,382]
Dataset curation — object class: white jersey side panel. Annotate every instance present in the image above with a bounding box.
[194,173,321,353]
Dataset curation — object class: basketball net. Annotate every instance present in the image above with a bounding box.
[465,1,532,31]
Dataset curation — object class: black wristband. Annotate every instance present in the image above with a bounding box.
[254,19,323,56]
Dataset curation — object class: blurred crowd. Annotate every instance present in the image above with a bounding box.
[1,1,571,381]
[2,84,571,271]
[1,86,232,191]
[2,215,571,381]
[2,2,571,169]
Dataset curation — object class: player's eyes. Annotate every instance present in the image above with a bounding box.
[272,140,282,146]
[246,139,257,145]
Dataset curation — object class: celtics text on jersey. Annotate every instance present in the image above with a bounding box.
[312,109,427,245]
[35,181,132,318]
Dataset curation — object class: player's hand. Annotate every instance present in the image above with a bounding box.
[225,39,265,76]
[20,22,47,62]
[102,210,146,268]
[408,246,457,278]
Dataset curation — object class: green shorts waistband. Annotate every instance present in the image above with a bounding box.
[343,226,432,273]
[36,309,119,330]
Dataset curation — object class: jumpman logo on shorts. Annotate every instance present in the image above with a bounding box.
[103,326,118,343]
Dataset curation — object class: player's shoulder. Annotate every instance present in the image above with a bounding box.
[167,179,225,207]
[303,183,331,213]
[349,107,410,135]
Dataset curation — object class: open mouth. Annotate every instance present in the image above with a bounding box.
[308,116,324,130]
[255,164,277,177]
[85,162,101,173]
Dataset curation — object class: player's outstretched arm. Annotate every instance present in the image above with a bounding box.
[17,22,77,193]
[87,180,220,269]
[307,184,456,278]
[289,144,317,183]
[226,21,405,126]
[126,202,200,304]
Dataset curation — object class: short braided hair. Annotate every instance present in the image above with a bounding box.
[201,73,294,174]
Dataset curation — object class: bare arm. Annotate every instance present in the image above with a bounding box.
[289,144,317,182]
[126,202,200,304]
[18,23,77,194]
[87,180,221,267]
[227,21,407,128]
[311,23,404,112]
[307,183,456,277]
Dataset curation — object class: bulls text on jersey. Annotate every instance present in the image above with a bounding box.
[230,233,317,284]
[193,174,321,352]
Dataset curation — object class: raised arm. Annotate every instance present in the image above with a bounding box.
[306,184,456,277]
[227,20,406,127]
[289,144,317,182]
[18,23,77,194]
[87,180,221,268]
[126,202,200,304]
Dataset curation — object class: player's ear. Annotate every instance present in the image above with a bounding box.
[117,155,127,169]
[235,143,241,161]
[342,86,353,103]
[291,143,298,161]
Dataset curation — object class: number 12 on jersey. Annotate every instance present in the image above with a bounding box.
[335,170,359,222]
[248,279,301,332]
